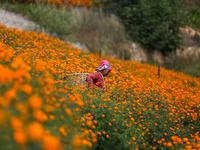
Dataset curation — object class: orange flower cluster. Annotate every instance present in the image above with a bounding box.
[47,0,93,7]
[0,24,96,149]
[1,23,200,149]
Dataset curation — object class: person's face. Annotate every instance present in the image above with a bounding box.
[101,69,111,76]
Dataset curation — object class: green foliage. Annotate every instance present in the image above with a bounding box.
[0,2,30,15]
[0,2,73,40]
[186,7,200,30]
[181,0,200,8]
[28,4,72,40]
[119,49,131,61]
[0,2,128,58]
[96,0,185,55]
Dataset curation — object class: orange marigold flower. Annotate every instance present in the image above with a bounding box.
[84,130,89,135]
[82,139,88,145]
[45,105,54,112]
[86,121,93,127]
[27,122,44,140]
[71,137,82,147]
[87,141,93,147]
[13,129,27,144]
[10,117,23,130]
[4,88,16,100]
[76,101,84,106]
[59,127,67,137]
[33,109,48,122]
[29,95,43,109]
[42,135,62,150]
[183,138,188,142]
[91,105,95,108]
[91,133,96,138]
[65,108,72,117]
[20,84,33,95]
[92,138,97,143]
[167,142,172,147]
[49,115,55,120]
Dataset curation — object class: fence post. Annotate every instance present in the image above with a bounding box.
[121,49,124,61]
[99,49,101,58]
[158,65,160,78]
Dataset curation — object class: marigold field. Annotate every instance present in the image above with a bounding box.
[0,23,200,150]
[33,0,94,7]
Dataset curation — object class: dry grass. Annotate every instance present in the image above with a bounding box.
[70,8,127,57]
[163,54,200,77]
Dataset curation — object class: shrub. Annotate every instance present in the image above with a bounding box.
[96,0,185,55]
[28,4,73,40]
[186,7,200,30]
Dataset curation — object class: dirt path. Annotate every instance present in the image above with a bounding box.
[0,8,37,30]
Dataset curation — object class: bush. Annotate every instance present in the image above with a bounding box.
[96,0,185,55]
[119,49,131,61]
[186,7,200,30]
[0,2,30,15]
[181,0,200,8]
[28,4,73,40]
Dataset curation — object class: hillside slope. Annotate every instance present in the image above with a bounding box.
[1,23,200,150]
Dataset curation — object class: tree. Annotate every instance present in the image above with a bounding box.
[95,0,185,55]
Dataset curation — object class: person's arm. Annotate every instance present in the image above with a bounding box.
[86,72,99,87]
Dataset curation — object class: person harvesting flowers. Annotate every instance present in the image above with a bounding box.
[86,60,112,91]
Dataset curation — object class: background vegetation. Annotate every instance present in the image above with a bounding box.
[0,2,127,57]
[0,0,200,77]
[95,0,185,56]
[186,7,200,30]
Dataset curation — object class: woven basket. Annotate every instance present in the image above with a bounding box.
[63,73,89,86]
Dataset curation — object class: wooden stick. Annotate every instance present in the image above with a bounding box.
[99,49,101,58]
[158,65,160,78]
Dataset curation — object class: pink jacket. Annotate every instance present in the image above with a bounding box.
[86,72,106,90]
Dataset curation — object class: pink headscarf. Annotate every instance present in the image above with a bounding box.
[95,60,112,72]
[100,60,112,70]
